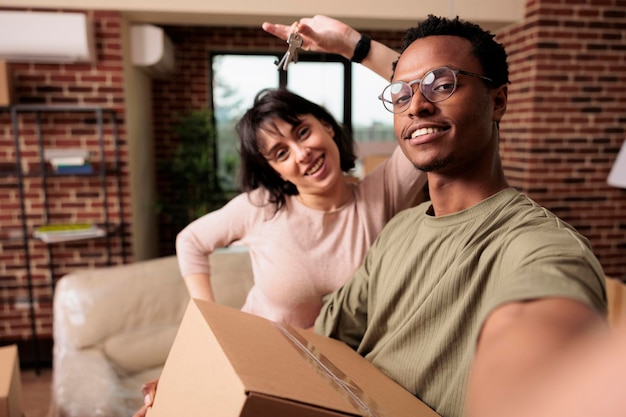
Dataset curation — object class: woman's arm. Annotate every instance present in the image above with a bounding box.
[176,193,257,301]
[262,15,399,81]
[175,218,219,301]
[183,273,214,302]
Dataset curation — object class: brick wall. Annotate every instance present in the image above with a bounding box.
[497,0,626,279]
[0,9,130,364]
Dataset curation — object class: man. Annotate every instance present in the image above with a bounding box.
[135,15,608,417]
[311,15,607,417]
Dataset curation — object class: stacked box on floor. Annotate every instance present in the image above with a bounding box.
[0,345,23,417]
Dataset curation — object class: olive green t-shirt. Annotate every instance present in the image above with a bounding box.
[315,188,606,417]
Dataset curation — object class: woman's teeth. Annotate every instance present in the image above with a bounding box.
[306,157,324,175]
[411,127,443,139]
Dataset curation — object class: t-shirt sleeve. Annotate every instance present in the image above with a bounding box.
[479,227,607,329]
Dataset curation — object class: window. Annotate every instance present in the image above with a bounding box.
[211,52,395,189]
[212,54,279,190]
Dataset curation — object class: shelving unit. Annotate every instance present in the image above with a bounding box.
[0,105,127,372]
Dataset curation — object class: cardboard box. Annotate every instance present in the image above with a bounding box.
[147,300,440,417]
[0,345,23,417]
[0,60,14,107]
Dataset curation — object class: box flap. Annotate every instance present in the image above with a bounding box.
[147,301,248,417]
[241,392,353,417]
[194,300,362,415]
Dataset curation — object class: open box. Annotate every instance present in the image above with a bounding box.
[147,299,439,417]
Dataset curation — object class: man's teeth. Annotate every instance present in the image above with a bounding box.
[411,127,443,139]
[306,157,324,175]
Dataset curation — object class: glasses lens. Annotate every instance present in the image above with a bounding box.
[421,67,457,103]
[381,82,412,113]
[379,67,459,113]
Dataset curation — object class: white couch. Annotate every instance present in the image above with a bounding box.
[50,248,253,417]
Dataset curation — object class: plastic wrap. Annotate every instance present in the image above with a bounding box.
[49,249,253,417]
[50,255,189,417]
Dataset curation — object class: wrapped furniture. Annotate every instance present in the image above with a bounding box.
[50,248,253,417]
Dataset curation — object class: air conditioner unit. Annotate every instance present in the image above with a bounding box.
[0,11,95,63]
[131,24,175,79]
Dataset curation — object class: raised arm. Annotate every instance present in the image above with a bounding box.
[492,321,626,417]
[465,297,608,417]
[262,15,399,81]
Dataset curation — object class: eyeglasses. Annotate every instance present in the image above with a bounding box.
[378,66,494,113]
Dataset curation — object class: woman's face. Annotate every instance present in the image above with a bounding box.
[258,114,344,197]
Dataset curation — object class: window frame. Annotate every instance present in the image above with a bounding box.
[209,50,354,132]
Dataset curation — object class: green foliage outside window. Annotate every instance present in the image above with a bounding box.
[159,108,234,233]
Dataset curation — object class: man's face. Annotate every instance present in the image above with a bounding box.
[392,35,505,175]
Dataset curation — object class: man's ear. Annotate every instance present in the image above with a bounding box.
[492,85,508,123]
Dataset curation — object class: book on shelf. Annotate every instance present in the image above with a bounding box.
[43,148,91,161]
[53,162,93,174]
[45,149,93,174]
[49,156,88,167]
[33,223,106,243]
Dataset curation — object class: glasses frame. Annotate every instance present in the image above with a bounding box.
[378,66,494,114]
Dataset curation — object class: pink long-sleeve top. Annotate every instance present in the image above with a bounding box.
[175,146,425,328]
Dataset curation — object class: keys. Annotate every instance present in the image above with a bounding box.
[275,30,303,71]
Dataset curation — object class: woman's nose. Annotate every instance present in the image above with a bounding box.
[294,145,311,162]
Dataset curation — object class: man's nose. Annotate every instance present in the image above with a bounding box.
[406,86,434,116]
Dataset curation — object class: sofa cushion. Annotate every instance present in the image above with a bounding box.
[103,325,179,374]
[56,256,189,349]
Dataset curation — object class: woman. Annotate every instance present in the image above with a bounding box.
[177,17,423,328]
[176,87,425,328]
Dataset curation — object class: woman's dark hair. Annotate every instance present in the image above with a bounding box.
[393,15,510,87]
[236,88,356,211]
